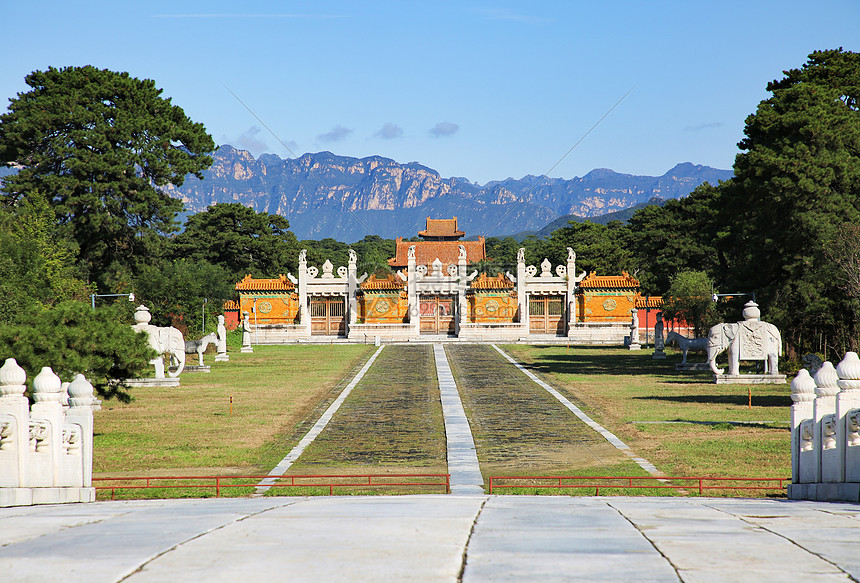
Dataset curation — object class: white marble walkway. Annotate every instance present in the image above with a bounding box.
[434,344,485,494]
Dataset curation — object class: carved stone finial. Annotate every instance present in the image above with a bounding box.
[68,374,95,408]
[349,249,357,264]
[567,247,576,262]
[458,245,466,261]
[517,248,525,264]
[408,245,416,260]
[837,352,860,392]
[791,369,816,403]
[299,249,307,263]
[0,358,26,398]
[32,367,63,403]
[742,301,760,321]
[814,361,840,397]
[540,258,552,277]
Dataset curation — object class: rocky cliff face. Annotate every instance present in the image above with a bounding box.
[168,146,732,241]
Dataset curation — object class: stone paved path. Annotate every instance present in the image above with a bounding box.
[3,496,859,582]
[434,344,484,494]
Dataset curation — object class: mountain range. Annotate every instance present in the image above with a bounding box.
[166,146,734,241]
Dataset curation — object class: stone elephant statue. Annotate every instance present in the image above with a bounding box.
[707,321,782,376]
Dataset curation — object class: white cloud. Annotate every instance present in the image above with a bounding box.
[429,122,459,137]
[317,125,354,143]
[375,122,404,139]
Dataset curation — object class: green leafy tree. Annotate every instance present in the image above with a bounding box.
[0,301,155,402]
[0,190,90,324]
[133,259,234,333]
[722,49,860,350]
[0,66,215,288]
[663,270,719,337]
[538,220,631,276]
[171,203,300,280]
[350,235,396,275]
[626,183,728,294]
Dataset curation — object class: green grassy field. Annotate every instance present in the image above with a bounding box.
[501,344,792,484]
[93,344,375,476]
[92,342,793,499]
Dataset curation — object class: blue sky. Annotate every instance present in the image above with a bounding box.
[2,1,857,184]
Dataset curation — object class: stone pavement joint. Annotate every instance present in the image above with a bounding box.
[435,343,484,494]
[253,345,385,495]
[491,343,663,476]
[606,500,684,582]
[2,496,859,582]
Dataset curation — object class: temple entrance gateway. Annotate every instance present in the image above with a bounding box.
[310,296,346,335]
[529,295,565,335]
[419,295,456,335]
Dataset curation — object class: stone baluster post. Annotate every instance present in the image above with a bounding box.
[813,362,840,483]
[790,369,815,484]
[65,374,95,488]
[517,248,527,333]
[29,367,64,487]
[409,247,421,335]
[836,352,860,482]
[457,246,467,334]
[0,358,29,488]
[348,249,358,329]
[298,249,310,335]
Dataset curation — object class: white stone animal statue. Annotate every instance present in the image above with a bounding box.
[665,331,708,364]
[706,301,782,376]
[185,332,218,366]
[131,305,186,378]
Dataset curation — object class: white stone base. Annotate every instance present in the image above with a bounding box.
[0,487,96,507]
[240,346,254,353]
[214,354,230,362]
[787,482,860,502]
[714,374,787,384]
[652,350,666,359]
[676,363,711,371]
[183,365,211,373]
[628,343,641,351]
[125,377,180,388]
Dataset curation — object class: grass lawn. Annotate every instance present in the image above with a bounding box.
[501,344,792,490]
[93,344,375,477]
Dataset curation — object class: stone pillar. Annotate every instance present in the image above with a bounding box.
[457,246,467,335]
[215,315,229,362]
[836,352,860,482]
[65,374,95,487]
[29,367,64,487]
[407,246,419,335]
[348,249,358,329]
[517,248,527,333]
[298,249,310,336]
[0,358,29,488]
[813,362,840,483]
[790,369,815,484]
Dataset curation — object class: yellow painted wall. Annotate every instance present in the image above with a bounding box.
[359,292,409,323]
[238,293,300,325]
[468,293,518,323]
[577,291,637,323]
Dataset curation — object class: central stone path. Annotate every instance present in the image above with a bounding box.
[434,344,484,493]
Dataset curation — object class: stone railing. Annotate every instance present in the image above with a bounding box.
[789,352,860,502]
[0,358,96,506]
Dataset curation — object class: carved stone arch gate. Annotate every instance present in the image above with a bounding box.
[310,295,346,336]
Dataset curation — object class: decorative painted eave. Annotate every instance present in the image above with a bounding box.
[235,274,296,292]
[470,273,514,290]
[360,273,406,291]
[635,295,664,309]
[578,271,640,290]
